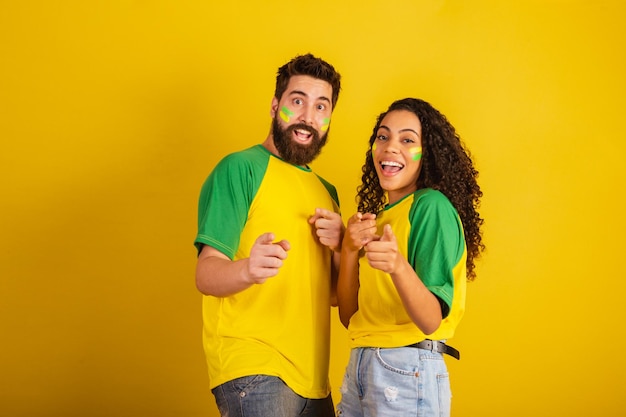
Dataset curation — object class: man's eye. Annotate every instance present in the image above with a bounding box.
[317,104,326,111]
[294,98,303,105]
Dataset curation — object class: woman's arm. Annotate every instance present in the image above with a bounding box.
[337,213,377,328]
[365,224,442,335]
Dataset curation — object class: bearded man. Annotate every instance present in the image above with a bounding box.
[194,54,343,417]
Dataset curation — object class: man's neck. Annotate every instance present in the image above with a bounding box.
[261,134,280,157]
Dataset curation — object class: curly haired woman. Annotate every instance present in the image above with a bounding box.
[336,98,485,417]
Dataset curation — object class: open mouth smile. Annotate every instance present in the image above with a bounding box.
[380,160,404,175]
[294,128,313,142]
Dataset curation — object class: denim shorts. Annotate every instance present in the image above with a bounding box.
[337,347,451,417]
[212,375,335,417]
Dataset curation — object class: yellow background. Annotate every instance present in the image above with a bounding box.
[1,1,625,416]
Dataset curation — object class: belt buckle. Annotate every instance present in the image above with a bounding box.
[430,340,442,354]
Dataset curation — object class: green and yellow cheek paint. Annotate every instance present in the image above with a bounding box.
[371,142,377,152]
[410,146,422,161]
[321,117,330,132]
[279,106,294,122]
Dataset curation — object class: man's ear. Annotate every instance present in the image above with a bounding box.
[270,97,279,118]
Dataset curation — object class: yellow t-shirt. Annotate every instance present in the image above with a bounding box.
[195,145,340,398]
[348,189,467,348]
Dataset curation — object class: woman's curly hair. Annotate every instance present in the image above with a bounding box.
[357,98,485,280]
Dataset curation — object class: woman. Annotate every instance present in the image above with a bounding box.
[336,98,484,417]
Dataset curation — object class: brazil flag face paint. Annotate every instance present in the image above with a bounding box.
[321,117,330,132]
[280,106,294,123]
[409,146,422,161]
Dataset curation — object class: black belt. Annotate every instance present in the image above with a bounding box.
[407,340,460,360]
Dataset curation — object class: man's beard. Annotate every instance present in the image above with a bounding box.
[271,117,328,166]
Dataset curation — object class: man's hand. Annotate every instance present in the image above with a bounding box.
[309,208,345,252]
[247,233,291,284]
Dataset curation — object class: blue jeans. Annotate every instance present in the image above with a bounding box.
[337,347,451,417]
[212,375,335,417]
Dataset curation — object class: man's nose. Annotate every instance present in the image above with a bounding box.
[299,106,314,125]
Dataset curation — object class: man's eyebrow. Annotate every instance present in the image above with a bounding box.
[288,90,331,103]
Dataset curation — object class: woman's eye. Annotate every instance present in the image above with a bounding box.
[376,134,387,141]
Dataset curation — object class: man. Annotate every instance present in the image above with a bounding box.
[194,54,343,417]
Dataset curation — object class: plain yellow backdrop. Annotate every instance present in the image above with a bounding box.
[1,1,625,416]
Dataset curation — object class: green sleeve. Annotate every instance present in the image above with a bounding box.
[407,189,465,318]
[194,146,268,258]
[315,174,341,209]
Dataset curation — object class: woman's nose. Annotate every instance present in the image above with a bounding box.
[384,139,400,153]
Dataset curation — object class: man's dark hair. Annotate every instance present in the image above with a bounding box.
[274,53,341,109]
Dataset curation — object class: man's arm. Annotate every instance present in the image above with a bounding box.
[309,207,345,306]
[195,233,290,297]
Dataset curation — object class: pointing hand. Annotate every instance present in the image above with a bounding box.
[247,233,291,284]
[365,224,400,273]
